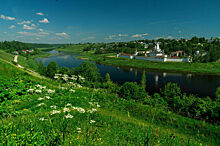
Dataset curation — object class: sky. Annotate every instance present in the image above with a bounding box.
[0,0,220,44]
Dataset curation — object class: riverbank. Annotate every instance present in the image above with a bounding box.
[54,45,220,74]
[76,52,220,75]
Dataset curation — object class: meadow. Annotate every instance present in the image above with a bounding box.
[0,50,219,145]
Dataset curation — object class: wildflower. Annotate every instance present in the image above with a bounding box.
[35,90,42,93]
[90,120,95,124]
[66,103,72,107]
[50,110,61,115]
[77,127,81,133]
[65,113,73,119]
[47,89,55,94]
[45,96,51,99]
[37,103,45,107]
[38,97,44,101]
[87,108,97,113]
[60,87,67,90]
[35,84,41,88]
[69,89,75,93]
[63,107,70,113]
[72,107,86,113]
[39,117,47,121]
[27,89,34,92]
[50,105,57,109]
[54,76,59,79]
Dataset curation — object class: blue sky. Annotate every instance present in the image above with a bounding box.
[0,0,220,43]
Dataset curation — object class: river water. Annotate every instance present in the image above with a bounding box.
[36,50,220,98]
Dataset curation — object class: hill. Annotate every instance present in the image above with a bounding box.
[0,50,219,145]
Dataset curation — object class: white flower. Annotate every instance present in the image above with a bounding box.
[50,105,57,109]
[72,107,86,113]
[97,104,101,108]
[54,76,59,79]
[77,127,81,133]
[60,87,67,90]
[27,89,34,92]
[38,97,44,101]
[45,96,51,99]
[35,90,42,93]
[50,110,61,115]
[69,89,75,93]
[55,74,62,76]
[87,108,97,113]
[65,113,73,119]
[36,84,41,88]
[63,107,70,113]
[37,103,45,106]
[39,117,47,121]
[66,103,72,107]
[90,120,96,124]
[47,89,55,94]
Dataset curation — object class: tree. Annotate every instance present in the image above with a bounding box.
[74,61,101,82]
[141,71,146,89]
[160,82,181,105]
[38,61,47,76]
[47,61,59,78]
[105,73,111,82]
[59,67,69,75]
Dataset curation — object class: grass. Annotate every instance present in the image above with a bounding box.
[56,44,90,54]
[0,52,219,145]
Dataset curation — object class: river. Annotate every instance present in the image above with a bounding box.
[36,50,220,98]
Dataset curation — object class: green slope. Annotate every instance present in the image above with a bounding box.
[0,53,219,145]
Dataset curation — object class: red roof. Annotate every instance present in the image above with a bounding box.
[121,53,133,56]
[22,50,27,52]
[171,56,180,58]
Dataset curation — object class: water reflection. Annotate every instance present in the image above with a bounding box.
[36,51,220,98]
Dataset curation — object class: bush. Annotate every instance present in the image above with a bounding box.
[47,61,59,78]
[120,82,147,100]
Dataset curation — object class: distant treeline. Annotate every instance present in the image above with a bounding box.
[27,43,63,48]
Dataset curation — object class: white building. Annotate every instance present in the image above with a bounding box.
[149,43,164,57]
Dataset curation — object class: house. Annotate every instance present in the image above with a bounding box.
[171,51,183,57]
[22,50,27,53]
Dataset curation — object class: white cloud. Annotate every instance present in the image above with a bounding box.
[178,30,182,34]
[17,20,31,25]
[23,24,35,30]
[56,32,69,37]
[31,24,36,27]
[0,14,16,20]
[104,37,112,40]
[131,33,148,38]
[36,38,40,40]
[88,37,95,40]
[38,28,44,32]
[36,12,44,16]
[17,31,49,37]
[131,34,142,38]
[39,18,49,23]
[118,34,128,37]
[109,35,116,38]
[9,25,16,29]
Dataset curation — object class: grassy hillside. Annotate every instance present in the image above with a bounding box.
[0,53,219,145]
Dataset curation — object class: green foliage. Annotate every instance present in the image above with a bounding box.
[47,61,59,78]
[59,67,69,75]
[38,61,47,76]
[105,73,111,82]
[120,82,146,100]
[73,61,101,82]
[160,82,181,105]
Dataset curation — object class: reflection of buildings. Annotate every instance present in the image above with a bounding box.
[155,75,159,85]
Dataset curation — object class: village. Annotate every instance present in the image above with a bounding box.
[117,42,192,62]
